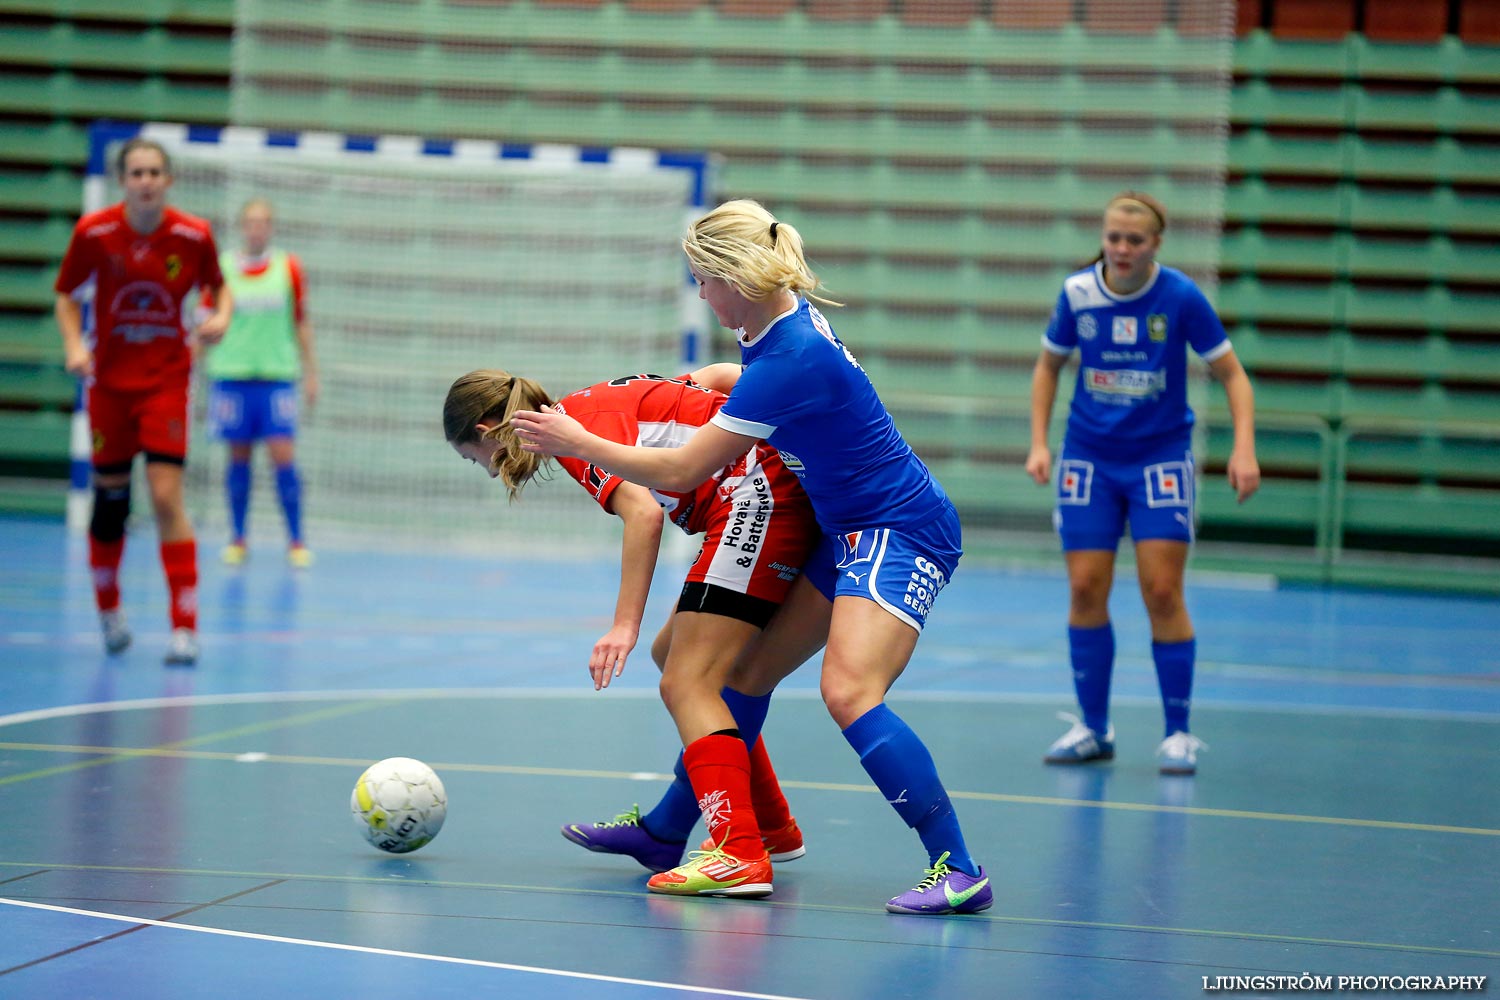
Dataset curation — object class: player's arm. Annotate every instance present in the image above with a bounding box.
[55,293,92,378]
[688,363,743,395]
[1026,349,1070,485]
[513,411,754,494]
[197,282,233,344]
[290,253,318,409]
[1207,349,1260,504]
[592,482,665,690]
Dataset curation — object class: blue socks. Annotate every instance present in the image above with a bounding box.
[227,461,303,546]
[226,460,251,541]
[275,463,303,544]
[1152,637,1195,736]
[642,689,774,843]
[842,703,977,877]
[1069,623,1115,735]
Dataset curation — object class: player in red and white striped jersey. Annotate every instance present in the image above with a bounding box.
[445,366,823,897]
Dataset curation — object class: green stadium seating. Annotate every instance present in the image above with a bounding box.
[1234,29,1353,78]
[1345,429,1500,482]
[0,22,229,76]
[1344,284,1499,335]
[0,71,228,124]
[1224,179,1346,228]
[1352,34,1500,84]
[1350,135,1500,184]
[1347,186,1500,236]
[0,410,71,464]
[1223,324,1344,375]
[1227,131,1350,179]
[0,265,60,311]
[0,218,74,262]
[1,4,1497,571]
[0,120,91,168]
[1231,79,1350,129]
[1343,483,1500,540]
[0,313,61,365]
[0,363,76,408]
[1346,235,1500,284]
[0,0,233,24]
[1218,228,1346,278]
[1216,276,1339,326]
[0,166,87,215]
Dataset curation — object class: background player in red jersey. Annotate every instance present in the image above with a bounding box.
[445,365,821,898]
[54,137,233,665]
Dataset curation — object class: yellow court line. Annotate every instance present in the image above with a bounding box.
[0,700,391,788]
[1,859,1495,961]
[1,740,1495,837]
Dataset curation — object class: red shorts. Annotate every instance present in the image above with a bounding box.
[88,381,190,470]
[686,445,818,606]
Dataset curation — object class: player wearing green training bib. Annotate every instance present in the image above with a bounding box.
[204,198,318,568]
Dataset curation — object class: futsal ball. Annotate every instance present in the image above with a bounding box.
[350,757,447,854]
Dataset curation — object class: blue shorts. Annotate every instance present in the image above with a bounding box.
[210,380,299,443]
[804,499,962,632]
[1054,436,1195,551]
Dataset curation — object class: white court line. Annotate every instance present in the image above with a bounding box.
[0,898,812,1000]
[0,685,1493,731]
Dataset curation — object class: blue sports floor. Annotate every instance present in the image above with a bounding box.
[0,514,1496,999]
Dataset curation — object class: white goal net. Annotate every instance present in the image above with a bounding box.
[82,124,709,555]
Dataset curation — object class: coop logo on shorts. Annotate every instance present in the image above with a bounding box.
[1148,314,1168,341]
[1145,460,1192,508]
[1077,313,1098,341]
[1058,459,1093,505]
[1112,316,1138,344]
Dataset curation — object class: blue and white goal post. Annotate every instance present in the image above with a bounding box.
[70,120,715,551]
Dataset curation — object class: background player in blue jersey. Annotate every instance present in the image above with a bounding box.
[1025,191,1260,776]
[513,199,991,916]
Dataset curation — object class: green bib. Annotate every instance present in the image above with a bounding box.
[207,249,301,381]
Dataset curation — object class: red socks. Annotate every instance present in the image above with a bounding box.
[88,536,125,612]
[748,735,793,832]
[683,733,764,861]
[159,538,198,630]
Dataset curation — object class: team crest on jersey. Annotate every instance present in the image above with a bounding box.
[1144,461,1192,508]
[1077,313,1098,341]
[1112,316,1138,344]
[1148,314,1168,341]
[1058,459,1093,505]
[165,254,182,280]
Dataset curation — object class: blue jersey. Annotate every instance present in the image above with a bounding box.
[711,299,949,535]
[1044,263,1231,458]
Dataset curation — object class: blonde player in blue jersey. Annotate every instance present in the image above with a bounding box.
[1026,191,1259,776]
[513,199,990,916]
